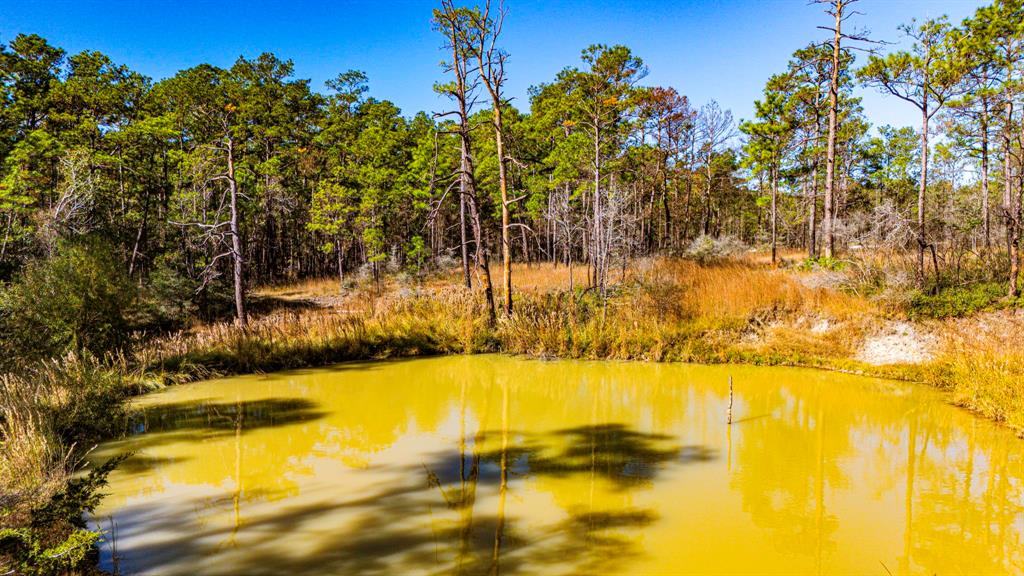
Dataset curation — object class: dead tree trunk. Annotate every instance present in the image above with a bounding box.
[227,135,247,327]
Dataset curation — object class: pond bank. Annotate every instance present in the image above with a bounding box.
[141,261,1024,434]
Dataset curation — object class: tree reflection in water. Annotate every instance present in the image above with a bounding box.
[89,356,1024,575]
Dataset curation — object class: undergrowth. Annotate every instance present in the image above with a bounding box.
[1,355,132,575]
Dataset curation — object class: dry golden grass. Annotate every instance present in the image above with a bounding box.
[0,373,67,507]
[745,247,806,266]
[643,258,871,322]
[432,261,593,295]
[490,257,877,365]
[141,286,492,379]
[254,276,342,300]
[162,255,1024,433]
[160,257,878,378]
[1,354,127,532]
[928,311,1024,432]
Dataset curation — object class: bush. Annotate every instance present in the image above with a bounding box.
[684,235,745,264]
[134,257,199,332]
[0,241,138,364]
[907,282,1008,319]
[797,256,846,272]
[1,455,126,576]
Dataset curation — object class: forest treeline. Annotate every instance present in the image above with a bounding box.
[1,0,1023,345]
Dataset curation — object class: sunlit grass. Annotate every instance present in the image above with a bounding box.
[141,286,493,380]
[0,353,129,556]
[147,257,880,382]
[255,277,341,300]
[926,312,1024,432]
[30,253,1018,502]
[493,257,874,364]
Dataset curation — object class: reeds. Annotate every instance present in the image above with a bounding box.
[927,311,1024,432]
[1,353,127,550]
[141,286,492,381]
[0,371,70,520]
[143,257,882,379]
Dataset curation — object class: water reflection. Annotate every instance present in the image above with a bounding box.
[91,356,1024,575]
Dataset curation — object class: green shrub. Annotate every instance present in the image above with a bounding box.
[0,241,138,364]
[1,455,126,576]
[907,282,1007,319]
[134,256,199,332]
[797,256,846,272]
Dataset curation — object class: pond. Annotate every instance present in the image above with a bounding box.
[90,355,1024,575]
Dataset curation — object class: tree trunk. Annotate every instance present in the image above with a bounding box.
[128,186,152,277]
[771,167,778,266]
[593,125,604,292]
[467,191,497,325]
[336,237,345,292]
[227,136,248,327]
[917,106,929,288]
[0,211,12,263]
[981,97,991,250]
[681,162,693,241]
[662,182,673,251]
[823,2,843,259]
[703,162,713,236]
[494,105,513,316]
[809,123,820,259]
[459,141,472,289]
[1006,100,1018,298]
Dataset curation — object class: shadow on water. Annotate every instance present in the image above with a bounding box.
[132,397,326,435]
[113,454,190,475]
[474,423,713,490]
[106,422,712,575]
[105,398,326,476]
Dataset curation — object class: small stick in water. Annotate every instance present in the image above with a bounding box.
[727,376,734,424]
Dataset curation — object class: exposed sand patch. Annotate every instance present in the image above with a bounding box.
[857,321,936,365]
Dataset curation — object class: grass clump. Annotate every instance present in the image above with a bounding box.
[925,313,1024,431]
[1,355,130,575]
[142,286,493,381]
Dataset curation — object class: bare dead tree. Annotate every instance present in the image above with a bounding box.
[434,0,497,324]
[170,127,247,327]
[469,0,515,317]
[696,100,735,237]
[38,149,97,253]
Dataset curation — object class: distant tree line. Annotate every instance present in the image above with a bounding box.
[2,0,1024,330]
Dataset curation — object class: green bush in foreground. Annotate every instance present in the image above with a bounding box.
[0,456,125,576]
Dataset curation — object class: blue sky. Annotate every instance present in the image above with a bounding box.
[0,0,986,130]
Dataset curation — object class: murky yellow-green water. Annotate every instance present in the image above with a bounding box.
[91,355,1024,575]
